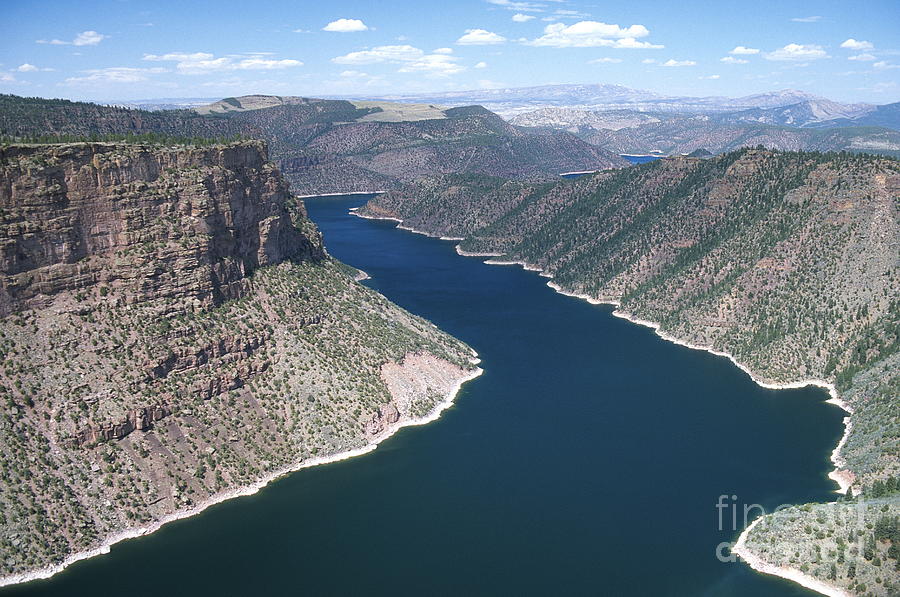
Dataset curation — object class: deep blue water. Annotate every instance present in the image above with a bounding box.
[562,155,661,179]
[7,195,845,596]
[622,154,663,165]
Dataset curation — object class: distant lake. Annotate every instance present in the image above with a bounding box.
[562,155,663,178]
[621,154,664,164]
[7,194,843,597]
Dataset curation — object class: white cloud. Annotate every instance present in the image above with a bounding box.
[0,73,16,82]
[144,52,302,74]
[641,58,655,64]
[765,43,828,61]
[527,20,661,48]
[398,53,465,76]
[475,61,488,68]
[840,38,873,51]
[660,59,696,67]
[332,45,424,64]
[487,0,545,12]
[729,46,759,55]
[873,61,900,70]
[791,16,822,22]
[16,63,38,72]
[512,13,535,22]
[848,53,876,62]
[720,56,748,64]
[699,74,720,79]
[588,57,622,64]
[433,47,454,54]
[457,29,507,45]
[37,30,106,46]
[73,31,106,46]
[64,66,166,85]
[331,44,463,76]
[234,58,303,70]
[322,18,369,32]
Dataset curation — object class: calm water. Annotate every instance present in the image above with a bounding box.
[8,195,844,596]
[562,155,662,179]
[622,155,664,165]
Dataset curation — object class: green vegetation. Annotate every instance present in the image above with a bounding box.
[0,141,474,578]
[361,147,900,596]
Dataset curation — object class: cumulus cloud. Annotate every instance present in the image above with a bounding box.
[512,13,535,22]
[322,18,369,32]
[660,59,696,67]
[332,45,424,64]
[37,30,106,46]
[16,64,38,72]
[840,38,873,51]
[765,43,828,61]
[729,46,759,55]
[791,16,822,23]
[457,29,507,45]
[475,61,488,68]
[873,61,900,70]
[588,57,622,64]
[332,44,464,76]
[64,66,166,85]
[433,47,454,54]
[487,0,545,12]
[144,52,302,74]
[527,20,662,48]
[397,53,465,76]
[720,56,748,64]
[848,53,876,62]
[699,74,720,79]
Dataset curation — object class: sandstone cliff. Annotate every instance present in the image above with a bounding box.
[0,141,476,580]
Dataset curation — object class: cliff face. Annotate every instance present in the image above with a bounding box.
[0,142,476,581]
[0,141,322,316]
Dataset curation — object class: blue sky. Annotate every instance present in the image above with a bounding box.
[0,0,898,103]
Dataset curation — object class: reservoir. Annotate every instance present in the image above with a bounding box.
[5,194,845,596]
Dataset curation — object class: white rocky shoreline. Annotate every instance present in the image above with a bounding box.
[0,354,483,589]
[353,209,853,597]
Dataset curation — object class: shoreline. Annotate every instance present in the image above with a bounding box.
[295,190,386,200]
[323,204,853,597]
[0,359,483,589]
[479,257,853,597]
[349,209,466,242]
[732,518,849,597]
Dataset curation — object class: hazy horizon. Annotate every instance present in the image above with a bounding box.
[1,0,898,105]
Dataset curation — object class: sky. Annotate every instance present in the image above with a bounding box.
[0,0,898,104]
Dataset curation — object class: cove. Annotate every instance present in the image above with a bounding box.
[5,194,845,596]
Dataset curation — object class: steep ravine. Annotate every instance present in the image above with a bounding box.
[0,141,479,582]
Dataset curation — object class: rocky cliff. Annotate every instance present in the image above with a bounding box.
[0,141,321,316]
[0,141,477,580]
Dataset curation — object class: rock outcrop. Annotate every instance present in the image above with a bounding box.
[0,141,477,582]
[0,141,322,317]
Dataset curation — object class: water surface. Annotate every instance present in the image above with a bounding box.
[7,194,844,596]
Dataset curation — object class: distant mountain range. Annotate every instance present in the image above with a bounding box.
[0,94,625,196]
[508,99,900,156]
[356,83,891,119]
